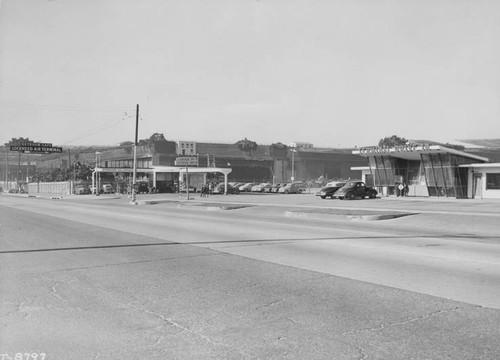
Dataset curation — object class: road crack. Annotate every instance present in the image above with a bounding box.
[256,298,286,309]
[46,253,224,273]
[131,305,230,349]
[341,306,460,336]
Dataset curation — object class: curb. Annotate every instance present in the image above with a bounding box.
[285,211,415,221]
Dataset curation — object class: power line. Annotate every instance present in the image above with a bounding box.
[0,100,135,112]
[60,111,133,145]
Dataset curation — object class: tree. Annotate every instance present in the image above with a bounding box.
[235,138,258,155]
[149,133,167,142]
[123,133,175,154]
[73,161,92,181]
[269,142,288,159]
[5,137,32,146]
[378,135,407,147]
[118,141,134,154]
[5,137,33,182]
[138,133,167,146]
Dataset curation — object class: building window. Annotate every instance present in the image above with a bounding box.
[486,173,500,190]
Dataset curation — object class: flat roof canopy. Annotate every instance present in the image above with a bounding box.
[353,144,489,162]
[93,166,232,175]
[94,167,153,173]
[459,163,500,168]
[152,166,232,176]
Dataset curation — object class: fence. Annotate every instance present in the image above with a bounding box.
[27,181,73,196]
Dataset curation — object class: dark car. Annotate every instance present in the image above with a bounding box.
[213,183,240,194]
[333,181,378,200]
[74,185,91,195]
[315,181,346,199]
[270,183,282,193]
[129,182,150,194]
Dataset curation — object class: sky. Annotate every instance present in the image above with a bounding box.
[1,0,499,148]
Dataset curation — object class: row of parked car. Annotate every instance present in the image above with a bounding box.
[212,182,309,195]
[315,181,378,200]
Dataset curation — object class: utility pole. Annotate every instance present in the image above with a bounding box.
[17,150,21,186]
[186,165,190,199]
[68,148,71,178]
[68,148,71,193]
[131,104,139,204]
[4,146,8,191]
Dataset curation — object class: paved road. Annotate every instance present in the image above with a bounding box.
[1,194,499,359]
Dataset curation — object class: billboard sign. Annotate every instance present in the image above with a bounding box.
[175,156,199,166]
[10,143,62,153]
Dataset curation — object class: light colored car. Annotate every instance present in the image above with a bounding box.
[251,182,272,192]
[239,183,256,192]
[278,182,306,194]
[101,184,114,194]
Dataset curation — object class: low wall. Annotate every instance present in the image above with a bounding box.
[28,181,72,195]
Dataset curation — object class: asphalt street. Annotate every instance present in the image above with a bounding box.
[1,193,499,359]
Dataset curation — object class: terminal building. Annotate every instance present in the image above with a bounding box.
[4,137,500,199]
[85,140,366,194]
[352,142,500,199]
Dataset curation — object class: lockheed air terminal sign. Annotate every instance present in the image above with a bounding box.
[357,143,431,155]
[10,142,63,154]
[175,156,199,166]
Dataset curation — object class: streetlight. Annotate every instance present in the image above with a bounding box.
[291,147,297,182]
[95,151,101,195]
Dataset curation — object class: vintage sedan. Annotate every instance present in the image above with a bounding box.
[251,182,273,192]
[270,183,282,193]
[278,182,306,194]
[212,183,240,194]
[238,183,256,192]
[333,181,378,200]
[315,181,346,199]
[74,185,91,195]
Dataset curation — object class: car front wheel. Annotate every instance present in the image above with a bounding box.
[347,192,356,200]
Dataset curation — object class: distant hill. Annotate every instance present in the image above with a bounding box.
[458,139,500,148]
[454,139,500,163]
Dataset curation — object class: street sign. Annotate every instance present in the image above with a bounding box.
[175,156,199,166]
